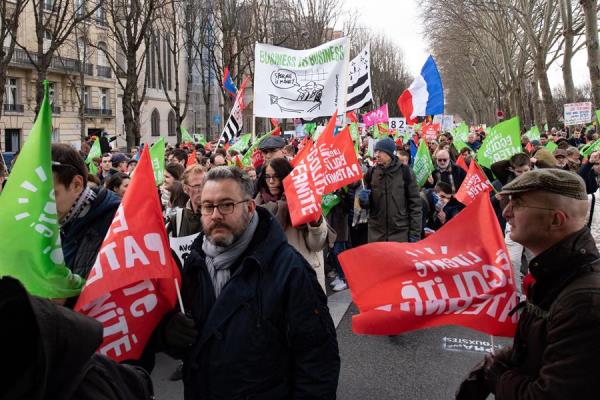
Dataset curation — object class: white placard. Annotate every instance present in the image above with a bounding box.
[254,38,350,119]
[389,117,406,135]
[169,233,200,269]
[564,102,592,126]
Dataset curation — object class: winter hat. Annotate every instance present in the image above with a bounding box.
[374,138,396,158]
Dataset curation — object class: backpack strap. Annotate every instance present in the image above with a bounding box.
[175,207,184,237]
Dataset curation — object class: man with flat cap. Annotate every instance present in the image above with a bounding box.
[456,168,600,400]
[256,135,286,176]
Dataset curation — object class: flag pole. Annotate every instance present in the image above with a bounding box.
[490,335,495,353]
[174,278,185,314]
[252,114,256,142]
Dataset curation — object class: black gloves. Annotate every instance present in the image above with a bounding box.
[164,312,198,357]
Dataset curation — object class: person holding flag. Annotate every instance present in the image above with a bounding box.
[359,137,422,243]
[457,169,600,400]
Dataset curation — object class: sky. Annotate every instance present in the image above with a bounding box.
[344,0,590,90]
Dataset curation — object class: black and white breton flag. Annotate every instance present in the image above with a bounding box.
[218,102,243,146]
[346,45,373,111]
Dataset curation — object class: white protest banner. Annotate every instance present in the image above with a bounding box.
[170,233,200,269]
[433,114,454,132]
[254,37,350,118]
[564,102,592,126]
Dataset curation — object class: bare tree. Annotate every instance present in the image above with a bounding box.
[580,0,600,106]
[0,0,29,117]
[100,0,163,149]
[18,0,101,111]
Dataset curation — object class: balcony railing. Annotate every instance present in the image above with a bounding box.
[4,103,24,113]
[97,65,112,78]
[85,108,112,117]
[8,47,93,75]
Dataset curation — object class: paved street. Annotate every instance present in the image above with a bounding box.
[152,290,509,399]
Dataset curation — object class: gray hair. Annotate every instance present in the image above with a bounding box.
[203,166,254,199]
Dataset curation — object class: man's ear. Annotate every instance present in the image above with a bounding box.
[70,175,85,192]
[247,199,256,214]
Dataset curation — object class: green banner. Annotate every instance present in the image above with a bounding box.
[525,125,540,142]
[241,130,274,167]
[453,137,469,153]
[149,137,166,185]
[452,121,469,142]
[545,141,558,153]
[181,126,194,143]
[85,138,101,175]
[0,81,85,297]
[193,134,207,146]
[349,122,360,155]
[230,133,252,153]
[412,139,434,187]
[582,140,600,157]
[477,117,522,168]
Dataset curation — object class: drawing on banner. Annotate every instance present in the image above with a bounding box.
[269,69,325,113]
[254,37,350,119]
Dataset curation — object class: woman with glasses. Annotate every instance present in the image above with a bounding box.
[255,158,329,291]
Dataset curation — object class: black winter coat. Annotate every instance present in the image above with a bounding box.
[61,187,120,279]
[179,207,340,400]
[0,277,153,400]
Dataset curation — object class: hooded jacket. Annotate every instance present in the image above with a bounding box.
[0,277,153,400]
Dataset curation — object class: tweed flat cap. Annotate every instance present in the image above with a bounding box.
[258,136,285,151]
[499,168,587,200]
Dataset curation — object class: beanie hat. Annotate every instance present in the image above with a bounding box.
[374,138,396,158]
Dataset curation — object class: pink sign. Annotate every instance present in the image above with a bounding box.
[363,104,389,127]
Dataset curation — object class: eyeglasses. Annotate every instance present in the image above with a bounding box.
[437,159,449,162]
[185,183,203,193]
[507,196,555,212]
[264,174,280,181]
[200,200,249,216]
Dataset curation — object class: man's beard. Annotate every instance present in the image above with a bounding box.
[204,210,251,247]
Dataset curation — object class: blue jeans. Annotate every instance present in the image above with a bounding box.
[331,241,349,281]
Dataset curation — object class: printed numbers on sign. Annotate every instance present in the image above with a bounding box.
[389,118,406,132]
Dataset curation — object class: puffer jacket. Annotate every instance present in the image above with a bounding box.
[494,228,600,399]
[179,206,340,400]
[365,156,422,242]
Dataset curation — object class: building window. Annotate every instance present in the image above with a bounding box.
[96,5,106,24]
[4,78,17,105]
[151,109,160,136]
[43,0,54,11]
[99,88,108,110]
[168,111,176,136]
[166,34,172,90]
[83,86,90,107]
[97,41,108,66]
[52,128,60,143]
[76,37,86,59]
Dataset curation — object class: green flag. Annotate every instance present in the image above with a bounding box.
[596,109,600,124]
[0,81,84,298]
[149,137,165,185]
[452,122,469,142]
[412,139,434,187]
[545,141,558,153]
[525,126,540,141]
[477,117,522,168]
[544,123,549,132]
[582,140,600,157]
[305,123,317,137]
[241,130,273,167]
[230,133,251,153]
[181,126,194,143]
[349,123,360,155]
[453,137,469,153]
[193,134,207,146]
[321,193,341,217]
[85,138,101,175]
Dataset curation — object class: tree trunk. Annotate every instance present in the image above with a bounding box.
[534,53,558,126]
[560,0,576,102]
[581,0,600,107]
[531,79,543,127]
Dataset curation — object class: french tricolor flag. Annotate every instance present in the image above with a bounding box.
[397,56,444,125]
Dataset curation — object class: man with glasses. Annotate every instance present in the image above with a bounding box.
[167,165,206,239]
[428,149,466,193]
[160,166,340,398]
[457,168,600,400]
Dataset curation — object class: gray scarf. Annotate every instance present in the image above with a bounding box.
[60,186,96,226]
[202,211,259,298]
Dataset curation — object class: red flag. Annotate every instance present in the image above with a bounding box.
[525,142,533,153]
[291,138,314,167]
[270,118,280,128]
[455,154,468,172]
[339,194,518,337]
[455,160,493,206]
[422,122,440,141]
[316,125,363,193]
[346,110,358,123]
[251,149,264,169]
[397,90,418,125]
[271,126,282,136]
[75,146,181,362]
[187,150,197,166]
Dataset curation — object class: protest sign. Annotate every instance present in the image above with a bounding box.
[170,233,200,269]
[340,194,518,337]
[413,139,434,187]
[254,37,350,118]
[455,161,493,206]
[422,122,441,141]
[389,117,406,136]
[363,104,389,127]
[149,137,165,185]
[477,117,522,168]
[564,102,592,126]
